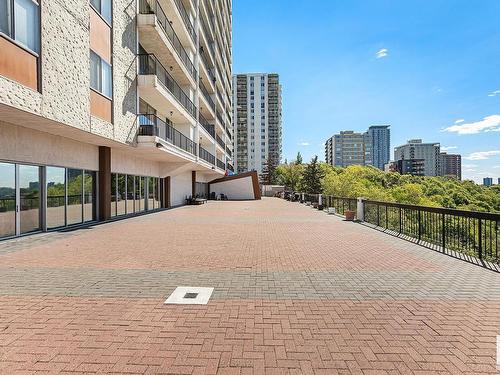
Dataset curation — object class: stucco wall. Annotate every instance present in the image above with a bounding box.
[170,171,192,206]
[210,176,255,200]
[111,149,161,177]
[0,121,98,170]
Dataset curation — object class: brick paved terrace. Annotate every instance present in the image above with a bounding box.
[0,198,499,374]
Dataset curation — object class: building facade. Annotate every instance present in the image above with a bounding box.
[439,152,462,180]
[0,0,233,239]
[483,178,493,187]
[232,73,282,174]
[394,139,440,176]
[368,125,390,170]
[324,131,372,167]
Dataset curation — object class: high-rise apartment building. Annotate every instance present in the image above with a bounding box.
[483,177,493,186]
[368,125,390,170]
[232,73,282,174]
[439,153,462,180]
[0,0,233,239]
[324,131,372,167]
[394,139,440,176]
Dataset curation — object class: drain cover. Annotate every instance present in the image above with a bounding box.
[165,287,214,305]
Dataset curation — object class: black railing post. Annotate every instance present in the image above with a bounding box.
[377,204,380,227]
[441,212,446,253]
[399,207,402,234]
[418,209,422,242]
[478,219,482,259]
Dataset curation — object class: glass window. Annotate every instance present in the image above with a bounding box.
[46,167,66,229]
[19,164,40,234]
[13,0,39,53]
[110,173,116,217]
[147,177,154,210]
[117,174,126,215]
[0,0,11,35]
[67,169,83,225]
[135,176,144,212]
[90,50,112,98]
[83,170,96,222]
[90,0,112,24]
[126,175,134,214]
[0,162,16,238]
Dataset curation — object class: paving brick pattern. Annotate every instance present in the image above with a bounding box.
[0,198,499,374]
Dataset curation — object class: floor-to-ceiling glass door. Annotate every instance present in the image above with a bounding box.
[18,164,42,234]
[0,162,16,239]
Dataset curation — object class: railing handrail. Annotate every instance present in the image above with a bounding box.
[137,113,197,156]
[216,158,225,170]
[216,133,225,148]
[198,112,215,138]
[173,0,196,43]
[199,79,215,111]
[139,0,197,80]
[138,54,196,118]
[199,144,215,164]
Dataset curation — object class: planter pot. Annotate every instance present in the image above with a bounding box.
[345,210,356,221]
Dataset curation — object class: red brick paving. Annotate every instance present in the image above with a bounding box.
[0,198,499,374]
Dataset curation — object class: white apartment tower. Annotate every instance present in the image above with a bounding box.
[0,0,232,239]
[232,73,282,174]
[394,139,441,176]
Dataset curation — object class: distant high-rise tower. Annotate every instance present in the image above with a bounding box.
[368,125,390,170]
[232,73,282,174]
[439,153,462,180]
[324,131,372,167]
[394,139,441,176]
[483,177,493,186]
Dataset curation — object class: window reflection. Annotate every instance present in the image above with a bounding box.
[46,167,65,229]
[67,169,83,225]
[84,171,96,222]
[117,174,126,215]
[0,162,16,238]
[19,164,40,234]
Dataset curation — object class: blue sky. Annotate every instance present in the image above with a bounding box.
[232,0,500,182]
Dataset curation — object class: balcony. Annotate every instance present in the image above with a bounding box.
[199,145,215,165]
[138,0,197,83]
[137,53,196,124]
[216,158,225,170]
[198,112,215,139]
[226,146,232,157]
[216,134,225,149]
[199,79,215,113]
[173,0,196,43]
[137,114,197,156]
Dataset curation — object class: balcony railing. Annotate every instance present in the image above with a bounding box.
[199,49,215,83]
[216,110,224,126]
[225,146,232,157]
[216,134,225,149]
[225,127,232,140]
[173,0,196,43]
[199,145,215,165]
[199,79,215,112]
[138,54,196,119]
[198,112,215,138]
[139,0,196,81]
[138,114,197,156]
[217,88,224,105]
[227,163,234,172]
[216,158,225,170]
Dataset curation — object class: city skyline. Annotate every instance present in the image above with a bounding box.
[232,0,500,183]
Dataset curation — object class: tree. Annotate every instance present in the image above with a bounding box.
[276,162,303,191]
[260,156,277,185]
[300,156,325,193]
[295,152,303,165]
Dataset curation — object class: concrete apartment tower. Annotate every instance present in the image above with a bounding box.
[368,125,390,170]
[439,152,462,180]
[0,0,233,239]
[394,139,440,176]
[232,73,282,174]
[324,131,373,167]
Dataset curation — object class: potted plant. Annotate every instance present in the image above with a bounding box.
[345,210,356,221]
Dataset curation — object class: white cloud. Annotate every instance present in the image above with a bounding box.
[493,165,500,169]
[440,146,457,152]
[463,150,500,160]
[463,164,478,168]
[454,119,465,124]
[488,90,500,97]
[442,115,500,134]
[376,48,388,59]
[298,142,310,146]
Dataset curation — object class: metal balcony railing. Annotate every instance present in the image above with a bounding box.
[139,0,197,81]
[225,146,232,157]
[216,158,225,170]
[199,145,215,165]
[199,79,215,112]
[200,49,215,83]
[138,54,196,119]
[173,0,196,43]
[216,134,225,149]
[198,112,215,138]
[216,110,224,126]
[138,114,197,155]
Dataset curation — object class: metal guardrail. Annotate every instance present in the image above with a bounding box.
[216,134,225,149]
[216,158,225,170]
[198,112,215,138]
[200,79,215,112]
[138,54,196,118]
[363,200,500,265]
[139,0,196,80]
[199,145,215,165]
[138,114,197,155]
[173,0,196,43]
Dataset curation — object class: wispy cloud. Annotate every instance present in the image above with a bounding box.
[454,119,465,124]
[375,48,388,59]
[493,165,500,169]
[463,164,478,168]
[487,90,500,97]
[463,150,500,160]
[440,146,457,152]
[442,115,500,135]
[298,142,310,146]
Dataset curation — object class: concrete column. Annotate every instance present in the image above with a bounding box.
[98,146,111,221]
[318,194,323,210]
[192,171,196,197]
[357,197,365,222]
[301,193,305,203]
